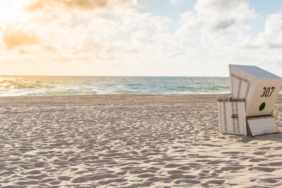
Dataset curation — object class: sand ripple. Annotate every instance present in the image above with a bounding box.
[0,94,282,187]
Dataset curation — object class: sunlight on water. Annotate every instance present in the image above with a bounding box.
[0,76,233,96]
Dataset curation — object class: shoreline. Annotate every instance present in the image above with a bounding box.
[0,93,232,98]
[1,94,282,187]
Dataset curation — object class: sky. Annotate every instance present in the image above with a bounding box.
[0,0,282,76]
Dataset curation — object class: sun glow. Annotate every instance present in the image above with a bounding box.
[0,0,29,24]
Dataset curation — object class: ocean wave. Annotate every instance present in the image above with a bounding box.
[114,90,141,94]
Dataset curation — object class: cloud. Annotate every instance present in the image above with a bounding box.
[89,13,171,33]
[131,30,151,47]
[238,13,282,48]
[131,30,189,58]
[194,0,250,16]
[119,13,171,32]
[176,0,255,37]
[67,35,136,60]
[205,17,236,32]
[41,45,57,52]
[170,0,179,5]
[18,48,27,55]
[2,27,39,50]
[2,0,282,76]
[25,0,143,12]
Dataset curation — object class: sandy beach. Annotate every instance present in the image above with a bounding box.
[1,94,282,188]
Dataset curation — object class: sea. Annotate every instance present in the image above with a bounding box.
[4,76,281,96]
[0,76,232,96]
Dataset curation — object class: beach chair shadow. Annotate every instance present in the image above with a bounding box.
[232,131,282,143]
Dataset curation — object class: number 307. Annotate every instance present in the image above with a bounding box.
[261,87,275,97]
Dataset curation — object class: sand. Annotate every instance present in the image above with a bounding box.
[1,94,282,188]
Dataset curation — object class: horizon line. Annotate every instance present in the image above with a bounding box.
[0,75,229,77]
